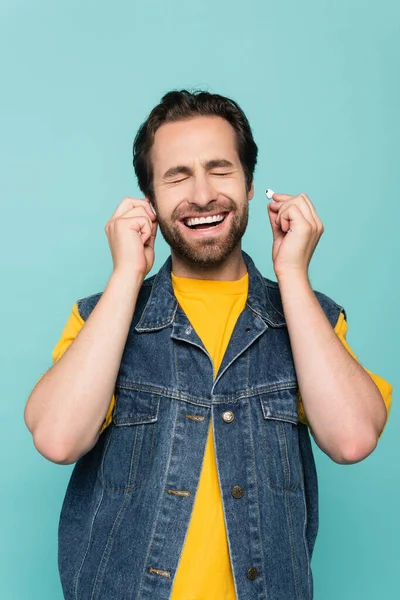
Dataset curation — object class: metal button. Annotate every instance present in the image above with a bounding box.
[247,567,258,580]
[222,410,234,423]
[231,485,244,499]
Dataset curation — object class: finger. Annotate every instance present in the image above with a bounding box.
[132,199,157,222]
[127,215,153,245]
[110,197,155,221]
[270,193,293,203]
[266,202,285,241]
[272,193,320,227]
[277,205,292,232]
[110,197,139,219]
[118,205,156,221]
[144,197,158,216]
[268,202,280,212]
[277,203,312,233]
[299,193,323,229]
[276,197,316,229]
[141,199,158,222]
[145,221,158,250]
[113,201,157,224]
[110,212,153,246]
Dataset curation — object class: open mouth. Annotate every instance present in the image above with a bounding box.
[182,211,230,231]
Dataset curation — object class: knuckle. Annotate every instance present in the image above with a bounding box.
[136,206,149,217]
[304,220,313,232]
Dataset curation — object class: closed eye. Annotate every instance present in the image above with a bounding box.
[170,177,189,184]
[170,172,232,184]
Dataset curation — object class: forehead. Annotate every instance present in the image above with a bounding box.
[151,116,239,175]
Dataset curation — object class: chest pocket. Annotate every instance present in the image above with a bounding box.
[259,385,303,493]
[100,385,160,492]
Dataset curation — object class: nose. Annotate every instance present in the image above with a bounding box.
[190,171,217,208]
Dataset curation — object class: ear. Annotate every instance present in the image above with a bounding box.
[247,181,254,201]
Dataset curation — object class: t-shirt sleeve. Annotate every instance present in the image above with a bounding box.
[298,311,392,440]
[36,303,115,435]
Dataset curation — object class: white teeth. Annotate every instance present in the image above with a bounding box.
[185,213,225,227]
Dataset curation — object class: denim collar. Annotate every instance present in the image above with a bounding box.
[135,250,286,332]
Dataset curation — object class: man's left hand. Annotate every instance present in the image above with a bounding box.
[267,192,324,279]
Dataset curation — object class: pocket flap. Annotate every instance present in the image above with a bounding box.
[259,385,299,424]
[113,386,160,426]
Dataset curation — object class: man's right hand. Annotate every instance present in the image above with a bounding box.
[105,197,158,280]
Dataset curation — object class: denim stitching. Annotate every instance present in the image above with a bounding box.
[100,421,156,492]
[90,489,132,600]
[264,281,286,320]
[264,422,299,494]
[299,456,312,599]
[284,481,302,598]
[212,325,269,393]
[279,422,292,490]
[114,380,298,403]
[73,485,105,600]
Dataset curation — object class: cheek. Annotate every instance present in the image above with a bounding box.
[212,174,247,194]
[216,178,242,194]
[155,188,184,218]
[160,183,190,204]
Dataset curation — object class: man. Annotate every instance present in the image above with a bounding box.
[25,89,392,600]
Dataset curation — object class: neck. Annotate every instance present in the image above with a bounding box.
[171,245,247,281]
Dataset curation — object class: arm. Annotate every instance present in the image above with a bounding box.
[279,271,389,464]
[24,272,142,464]
[267,191,391,464]
[297,311,392,443]
[24,196,158,465]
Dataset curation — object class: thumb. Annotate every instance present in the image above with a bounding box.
[271,193,293,202]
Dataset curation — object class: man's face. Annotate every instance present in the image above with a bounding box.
[151,115,254,267]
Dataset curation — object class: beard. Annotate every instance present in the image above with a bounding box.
[156,199,249,267]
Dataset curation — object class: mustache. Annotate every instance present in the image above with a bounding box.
[173,200,237,220]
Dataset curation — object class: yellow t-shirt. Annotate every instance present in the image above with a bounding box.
[45,272,392,600]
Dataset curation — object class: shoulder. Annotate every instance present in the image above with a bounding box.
[262,276,346,328]
[75,274,157,322]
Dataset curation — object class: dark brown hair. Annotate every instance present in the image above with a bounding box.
[132,89,258,204]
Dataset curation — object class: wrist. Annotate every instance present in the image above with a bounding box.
[275,268,310,286]
[109,269,144,293]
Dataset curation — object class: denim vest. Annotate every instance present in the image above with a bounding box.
[58,251,345,600]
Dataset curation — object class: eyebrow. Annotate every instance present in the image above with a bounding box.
[162,158,235,180]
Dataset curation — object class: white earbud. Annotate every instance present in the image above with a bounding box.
[265,189,275,200]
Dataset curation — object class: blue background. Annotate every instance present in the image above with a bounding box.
[1,1,398,598]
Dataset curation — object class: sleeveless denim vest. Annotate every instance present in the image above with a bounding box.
[58,251,345,600]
